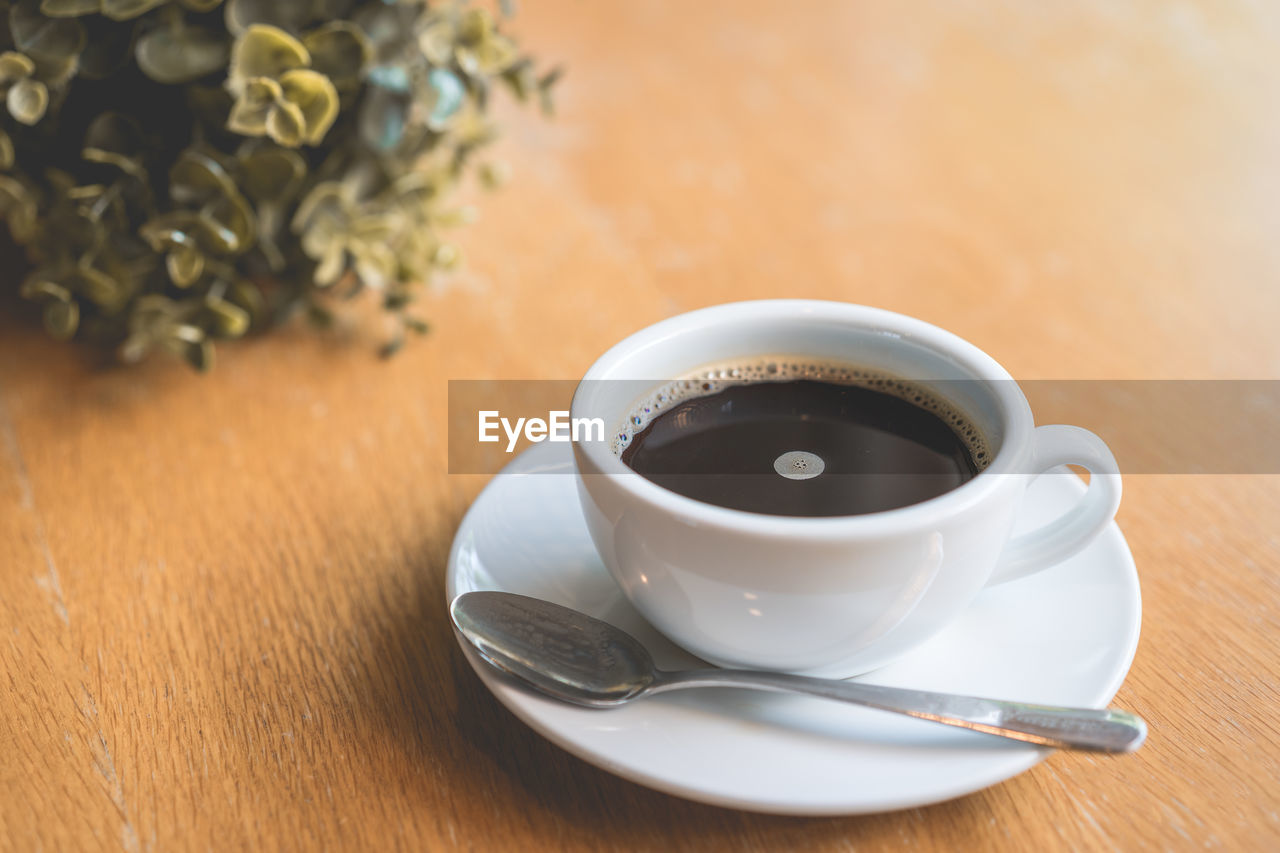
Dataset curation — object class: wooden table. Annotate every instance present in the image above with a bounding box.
[3,1,1278,849]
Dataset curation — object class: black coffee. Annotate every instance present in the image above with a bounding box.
[619,373,984,517]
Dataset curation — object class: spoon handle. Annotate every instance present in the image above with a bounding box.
[653,669,1146,753]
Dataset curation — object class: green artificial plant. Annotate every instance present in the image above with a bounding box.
[0,0,558,368]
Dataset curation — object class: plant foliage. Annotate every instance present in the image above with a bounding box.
[0,0,558,368]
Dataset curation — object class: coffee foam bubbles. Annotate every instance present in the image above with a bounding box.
[611,358,992,469]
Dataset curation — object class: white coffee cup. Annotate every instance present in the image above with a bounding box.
[571,301,1121,678]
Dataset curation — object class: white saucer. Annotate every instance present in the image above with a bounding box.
[445,441,1142,815]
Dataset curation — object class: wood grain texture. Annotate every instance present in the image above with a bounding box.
[2,1,1278,849]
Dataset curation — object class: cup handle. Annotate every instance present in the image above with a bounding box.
[988,424,1122,586]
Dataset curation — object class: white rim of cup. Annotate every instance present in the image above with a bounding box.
[571,300,1034,540]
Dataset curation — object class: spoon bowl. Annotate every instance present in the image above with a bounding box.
[452,589,655,705]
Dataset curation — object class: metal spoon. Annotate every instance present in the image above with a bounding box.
[451,591,1147,753]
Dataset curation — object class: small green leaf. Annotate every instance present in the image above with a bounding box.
[168,323,214,371]
[302,22,369,92]
[20,278,71,303]
[170,149,240,205]
[432,243,461,271]
[226,280,267,327]
[357,82,408,151]
[432,206,477,228]
[0,51,35,83]
[425,68,464,129]
[378,333,404,359]
[82,112,148,180]
[118,332,151,364]
[136,26,231,84]
[72,265,124,308]
[224,0,311,37]
[313,244,345,286]
[366,64,409,93]
[130,295,179,330]
[237,143,305,203]
[291,181,345,235]
[537,66,563,116]
[455,8,518,75]
[43,299,79,340]
[278,68,338,145]
[11,2,85,56]
[40,0,101,17]
[101,0,165,21]
[166,245,204,287]
[0,174,39,241]
[417,16,454,65]
[139,213,196,252]
[7,77,48,125]
[206,299,249,337]
[477,161,510,190]
[305,302,334,329]
[201,192,255,253]
[0,129,13,169]
[230,24,309,87]
[350,236,396,289]
[183,337,215,371]
[9,2,86,85]
[264,98,305,147]
[227,79,277,137]
[500,59,535,102]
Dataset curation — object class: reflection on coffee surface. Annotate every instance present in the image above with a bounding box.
[616,361,988,517]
